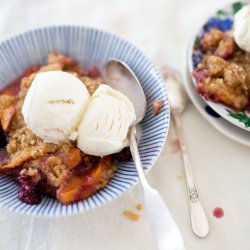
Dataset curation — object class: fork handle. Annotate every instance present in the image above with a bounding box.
[173,112,209,237]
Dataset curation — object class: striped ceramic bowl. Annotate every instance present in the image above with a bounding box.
[0,26,170,216]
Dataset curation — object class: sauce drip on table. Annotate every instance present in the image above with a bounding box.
[213,207,224,219]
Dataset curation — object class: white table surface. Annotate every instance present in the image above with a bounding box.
[0,0,249,249]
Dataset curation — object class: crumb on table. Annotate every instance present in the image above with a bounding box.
[123,210,140,221]
[135,203,143,210]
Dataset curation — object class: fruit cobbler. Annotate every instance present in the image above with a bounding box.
[0,52,132,205]
[193,28,250,112]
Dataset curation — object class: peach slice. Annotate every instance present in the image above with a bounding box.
[55,147,82,170]
[1,105,15,131]
[56,156,115,204]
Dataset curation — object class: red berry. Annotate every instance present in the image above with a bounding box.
[88,66,100,78]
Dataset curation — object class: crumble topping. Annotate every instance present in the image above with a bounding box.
[194,29,250,111]
[78,76,102,95]
[152,99,164,115]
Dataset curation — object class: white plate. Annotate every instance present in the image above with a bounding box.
[183,64,250,147]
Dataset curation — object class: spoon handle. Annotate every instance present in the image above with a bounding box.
[172,113,209,237]
[130,126,185,250]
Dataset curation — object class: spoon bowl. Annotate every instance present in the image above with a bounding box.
[104,60,147,124]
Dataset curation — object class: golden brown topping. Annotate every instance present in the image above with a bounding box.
[205,56,226,77]
[39,63,63,72]
[0,127,58,173]
[78,76,101,95]
[47,51,76,69]
[8,127,50,154]
[41,156,69,187]
[224,63,247,90]
[152,99,164,115]
[200,29,224,52]
[215,34,235,59]
[10,73,37,131]
[0,94,16,109]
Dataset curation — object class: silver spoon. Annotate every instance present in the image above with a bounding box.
[163,67,209,238]
[104,60,185,250]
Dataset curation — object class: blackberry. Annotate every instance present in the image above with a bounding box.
[112,147,132,162]
[37,177,57,198]
[0,124,7,147]
[17,172,41,205]
[18,187,41,205]
[17,173,32,186]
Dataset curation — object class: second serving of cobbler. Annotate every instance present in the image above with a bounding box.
[192,6,250,113]
[193,28,250,112]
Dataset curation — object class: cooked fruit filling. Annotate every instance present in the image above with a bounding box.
[194,28,250,111]
[0,52,133,205]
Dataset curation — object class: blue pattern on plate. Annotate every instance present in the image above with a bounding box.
[205,105,221,118]
[0,26,170,216]
[192,0,238,70]
[192,16,234,69]
[192,52,203,69]
[203,17,233,33]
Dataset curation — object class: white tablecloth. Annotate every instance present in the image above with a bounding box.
[0,0,249,249]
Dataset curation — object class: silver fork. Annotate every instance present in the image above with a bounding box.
[164,67,210,237]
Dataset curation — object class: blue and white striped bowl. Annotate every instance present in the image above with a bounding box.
[0,26,170,216]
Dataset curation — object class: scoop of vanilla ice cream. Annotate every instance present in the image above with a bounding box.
[234,5,250,52]
[77,85,136,156]
[22,71,90,143]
